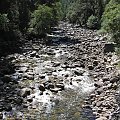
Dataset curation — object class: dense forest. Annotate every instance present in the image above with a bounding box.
[0,0,120,120]
[0,0,62,55]
[0,0,120,56]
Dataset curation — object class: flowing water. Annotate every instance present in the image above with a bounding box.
[3,25,96,120]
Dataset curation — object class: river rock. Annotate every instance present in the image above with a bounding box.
[38,84,45,91]
[56,83,64,90]
[88,65,94,70]
[94,81,104,88]
[96,87,104,95]
[21,88,32,98]
[30,51,37,57]
[45,83,54,89]
[50,88,62,93]
[110,76,119,83]
[53,62,60,67]
[104,43,115,53]
[23,73,34,80]
[97,116,108,120]
[47,51,55,55]
[93,60,99,66]
[27,96,33,103]
[74,70,84,76]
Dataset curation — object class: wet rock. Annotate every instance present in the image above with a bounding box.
[39,75,45,79]
[36,54,40,58]
[106,83,112,89]
[45,83,54,89]
[53,62,60,67]
[50,88,62,93]
[90,93,96,98]
[110,76,119,83]
[96,101,102,107]
[94,81,104,88]
[72,76,82,82]
[56,83,64,90]
[93,60,99,66]
[112,83,117,90]
[21,88,32,98]
[47,52,55,55]
[27,96,33,103]
[103,77,109,82]
[88,65,94,70]
[19,67,28,72]
[104,43,115,53]
[23,73,34,80]
[30,51,37,57]
[38,84,45,91]
[96,87,103,95]
[74,70,84,76]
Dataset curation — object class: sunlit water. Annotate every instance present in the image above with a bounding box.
[4,40,96,120]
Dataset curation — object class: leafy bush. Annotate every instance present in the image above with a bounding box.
[101,0,120,45]
[66,3,78,23]
[87,15,100,29]
[29,5,54,35]
[52,2,63,24]
[0,14,9,31]
[61,0,103,28]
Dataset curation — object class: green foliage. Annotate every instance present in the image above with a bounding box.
[0,14,9,31]
[66,1,78,23]
[52,2,63,22]
[29,1,63,36]
[29,5,54,35]
[61,0,104,28]
[87,15,100,29]
[101,0,120,45]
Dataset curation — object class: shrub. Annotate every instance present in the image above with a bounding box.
[29,5,54,35]
[101,0,120,45]
[87,15,100,29]
[0,14,9,31]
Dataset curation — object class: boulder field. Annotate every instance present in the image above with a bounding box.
[0,21,120,119]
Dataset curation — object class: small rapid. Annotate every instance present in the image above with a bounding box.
[2,22,97,120]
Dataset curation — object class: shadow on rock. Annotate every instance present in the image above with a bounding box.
[0,58,23,114]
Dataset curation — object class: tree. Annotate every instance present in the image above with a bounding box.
[61,0,104,28]
[87,15,100,29]
[101,0,120,45]
[29,5,54,35]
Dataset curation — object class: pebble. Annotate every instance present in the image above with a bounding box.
[96,116,107,120]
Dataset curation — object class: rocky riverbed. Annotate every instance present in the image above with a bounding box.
[0,21,120,120]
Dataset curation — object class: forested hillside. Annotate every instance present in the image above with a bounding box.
[0,0,62,55]
[0,0,119,55]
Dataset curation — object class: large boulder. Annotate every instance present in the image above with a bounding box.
[104,43,115,53]
[21,88,32,98]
